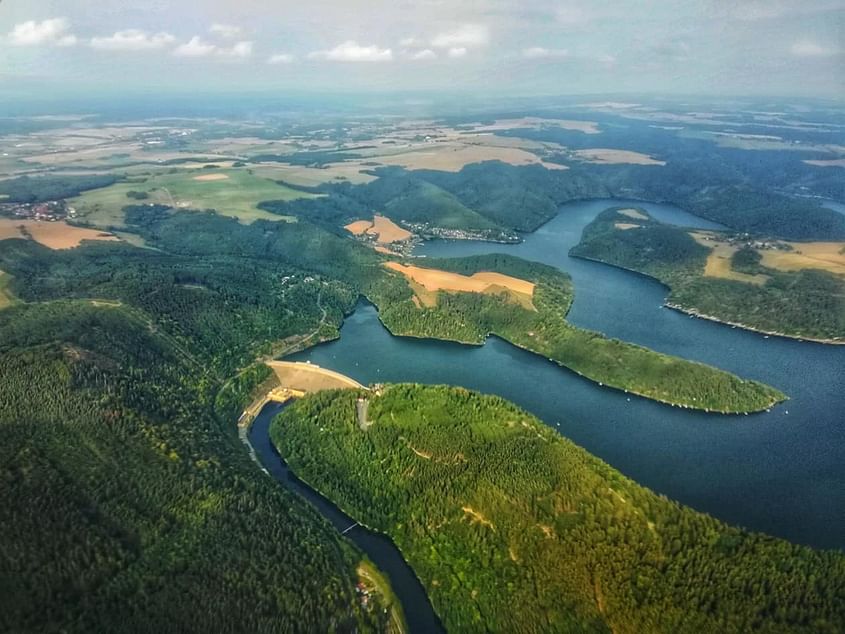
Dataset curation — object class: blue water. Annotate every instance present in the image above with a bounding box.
[289,199,845,550]
[250,403,444,634]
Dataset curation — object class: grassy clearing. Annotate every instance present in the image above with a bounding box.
[251,162,378,186]
[71,167,316,228]
[0,270,15,309]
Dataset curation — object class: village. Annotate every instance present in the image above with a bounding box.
[0,199,75,222]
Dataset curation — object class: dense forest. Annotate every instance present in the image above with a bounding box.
[257,151,845,241]
[368,254,785,413]
[571,208,845,341]
[273,385,845,634]
[0,301,387,633]
[0,175,117,203]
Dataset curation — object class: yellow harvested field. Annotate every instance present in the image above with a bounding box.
[385,262,535,304]
[689,232,769,285]
[618,208,648,220]
[374,245,401,256]
[346,215,412,243]
[0,219,120,250]
[803,159,845,168]
[705,250,769,285]
[370,215,412,243]
[690,231,845,278]
[192,173,230,181]
[760,243,845,276]
[574,149,665,165]
[372,143,568,172]
[344,220,373,235]
[615,222,640,230]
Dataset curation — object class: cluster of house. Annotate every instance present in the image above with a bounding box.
[0,199,73,222]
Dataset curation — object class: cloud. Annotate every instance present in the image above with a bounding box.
[9,18,77,47]
[173,36,217,57]
[447,47,467,59]
[400,37,421,47]
[522,47,569,59]
[723,1,845,22]
[173,35,253,60]
[308,41,393,62]
[650,38,691,62]
[210,24,243,39]
[555,6,592,28]
[410,49,437,61]
[268,53,295,64]
[219,41,253,59]
[431,25,489,49]
[790,41,838,57]
[90,29,175,51]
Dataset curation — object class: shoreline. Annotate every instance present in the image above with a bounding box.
[665,303,845,346]
[373,306,784,415]
[570,253,845,346]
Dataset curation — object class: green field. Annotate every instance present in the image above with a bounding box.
[273,385,845,634]
[70,167,319,228]
[0,270,15,310]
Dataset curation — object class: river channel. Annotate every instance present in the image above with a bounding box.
[286,199,845,550]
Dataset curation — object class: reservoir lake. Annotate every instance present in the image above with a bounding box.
[285,199,845,550]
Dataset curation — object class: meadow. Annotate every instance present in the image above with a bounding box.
[70,167,317,227]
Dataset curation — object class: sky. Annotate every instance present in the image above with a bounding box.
[1,1,843,102]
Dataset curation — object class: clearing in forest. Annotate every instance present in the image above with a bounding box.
[690,231,845,279]
[0,219,120,249]
[345,215,412,243]
[384,262,535,309]
[574,148,665,165]
[618,208,648,220]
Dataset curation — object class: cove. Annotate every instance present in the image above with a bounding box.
[249,401,444,633]
[288,199,845,550]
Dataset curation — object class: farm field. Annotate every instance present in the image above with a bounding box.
[0,219,120,249]
[384,261,535,309]
[690,231,845,277]
[70,168,313,227]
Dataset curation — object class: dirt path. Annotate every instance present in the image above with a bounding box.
[356,398,371,430]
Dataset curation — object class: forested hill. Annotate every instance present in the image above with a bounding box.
[369,254,786,413]
[273,385,845,634]
[571,207,845,342]
[258,160,845,242]
[0,300,387,633]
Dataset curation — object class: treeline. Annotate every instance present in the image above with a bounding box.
[369,255,785,413]
[0,174,117,203]
[273,385,845,634]
[572,208,845,341]
[0,301,383,633]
